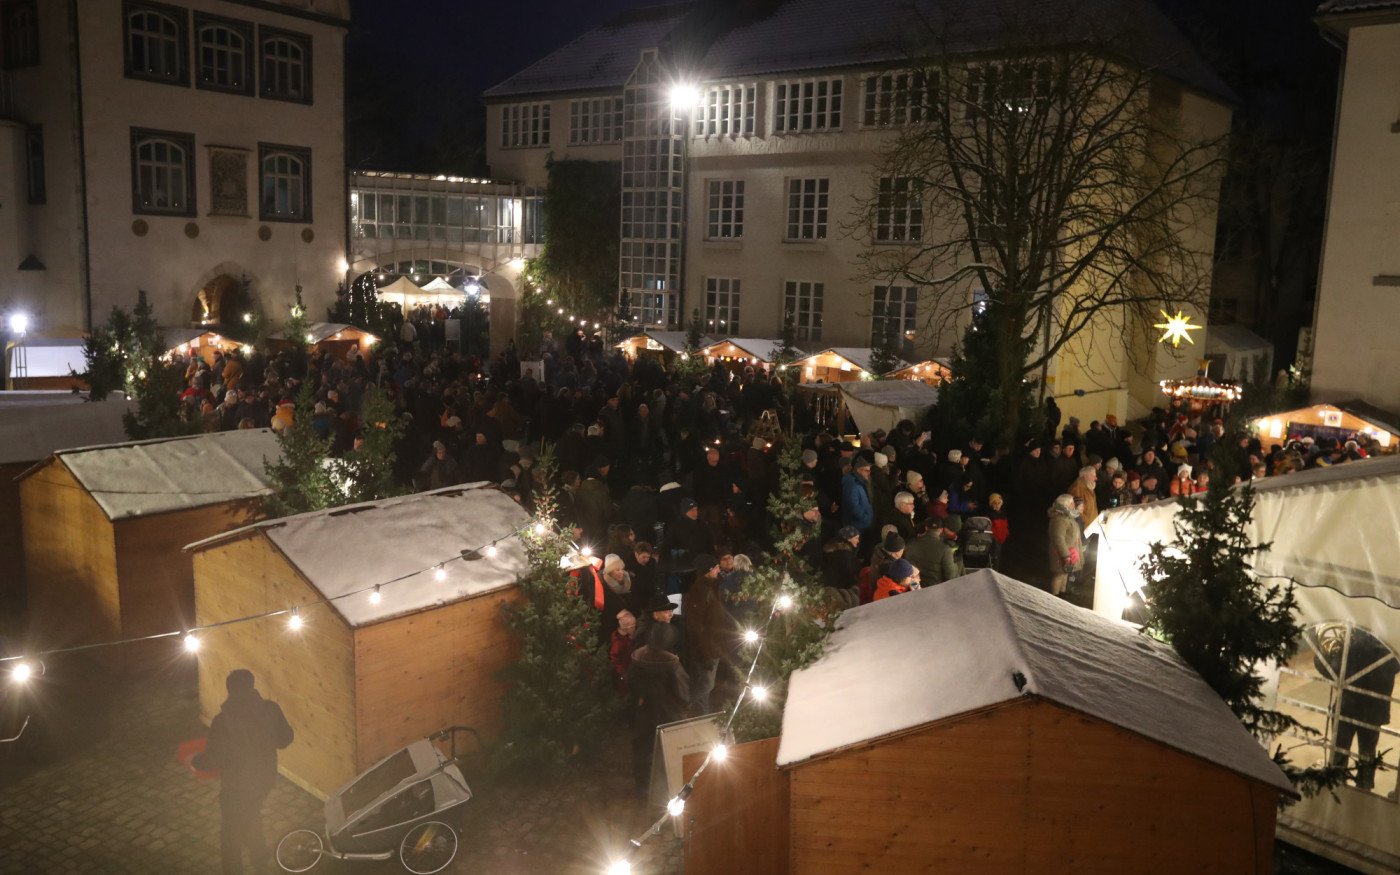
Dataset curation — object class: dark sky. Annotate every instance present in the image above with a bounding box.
[347,0,651,170]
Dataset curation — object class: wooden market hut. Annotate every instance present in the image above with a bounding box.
[697,337,794,373]
[269,322,379,361]
[789,347,908,384]
[1252,400,1399,449]
[18,429,279,652]
[5,337,88,391]
[163,328,245,365]
[185,484,530,799]
[682,570,1296,875]
[0,398,135,613]
[886,357,952,385]
[617,330,712,364]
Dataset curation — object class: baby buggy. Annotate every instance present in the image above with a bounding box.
[961,517,1000,570]
[276,726,481,874]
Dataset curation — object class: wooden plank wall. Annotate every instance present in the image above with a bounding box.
[682,736,789,875]
[19,461,119,645]
[353,586,521,774]
[0,461,33,620]
[193,536,358,800]
[788,699,1276,875]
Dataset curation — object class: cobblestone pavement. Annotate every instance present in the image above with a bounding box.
[0,661,682,875]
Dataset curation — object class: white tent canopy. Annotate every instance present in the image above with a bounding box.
[837,380,938,434]
[1205,324,1273,383]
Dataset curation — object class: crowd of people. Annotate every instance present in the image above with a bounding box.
[158,325,1389,792]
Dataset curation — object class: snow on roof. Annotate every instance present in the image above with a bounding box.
[837,379,939,407]
[620,330,711,354]
[187,484,530,627]
[271,322,376,344]
[0,400,137,466]
[30,429,281,521]
[700,337,792,362]
[796,347,911,374]
[777,570,1295,794]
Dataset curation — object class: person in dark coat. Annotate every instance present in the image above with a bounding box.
[625,623,691,796]
[664,498,714,566]
[193,670,295,875]
[821,525,863,606]
[418,441,461,491]
[682,555,729,716]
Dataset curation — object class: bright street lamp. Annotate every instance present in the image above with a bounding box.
[669,83,702,109]
[9,313,29,336]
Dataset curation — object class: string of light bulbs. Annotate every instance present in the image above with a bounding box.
[0,518,552,677]
[529,284,605,334]
[602,583,797,875]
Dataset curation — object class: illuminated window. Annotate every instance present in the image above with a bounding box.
[705,278,740,334]
[696,84,756,138]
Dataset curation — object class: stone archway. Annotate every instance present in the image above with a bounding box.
[192,274,252,326]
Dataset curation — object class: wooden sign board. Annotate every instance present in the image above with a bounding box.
[650,713,723,805]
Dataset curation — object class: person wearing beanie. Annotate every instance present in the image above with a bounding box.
[841,454,876,536]
[874,557,919,600]
[869,449,896,530]
[1169,463,1197,498]
[419,438,462,491]
[905,468,930,509]
[864,530,907,600]
[801,448,819,467]
[821,525,863,604]
[665,497,714,561]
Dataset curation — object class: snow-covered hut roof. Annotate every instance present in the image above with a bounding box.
[776,570,1295,795]
[699,337,792,363]
[271,322,377,345]
[0,399,137,466]
[793,347,911,375]
[23,429,280,521]
[186,484,531,627]
[619,330,711,355]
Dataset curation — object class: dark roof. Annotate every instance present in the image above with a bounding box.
[485,0,1232,102]
[1317,0,1400,13]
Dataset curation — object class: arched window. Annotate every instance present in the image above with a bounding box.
[261,30,310,102]
[131,128,194,215]
[1277,621,1400,798]
[260,145,310,221]
[197,22,248,92]
[127,7,185,83]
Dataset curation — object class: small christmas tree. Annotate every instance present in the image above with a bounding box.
[1141,464,1347,801]
[263,383,338,517]
[333,390,408,505]
[497,450,624,770]
[867,324,902,379]
[731,442,835,741]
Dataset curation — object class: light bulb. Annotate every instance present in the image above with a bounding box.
[305,332,315,343]
[242,313,252,323]
[606,862,631,875]
[743,629,759,643]
[580,545,592,557]
[534,522,547,535]
[369,586,382,604]
[778,595,793,610]
[11,663,30,682]
[183,633,200,652]
[667,796,685,816]
[288,609,302,630]
[485,544,498,558]
[713,743,728,761]
[434,565,447,581]
[751,684,768,701]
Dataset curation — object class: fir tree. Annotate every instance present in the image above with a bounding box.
[497,450,625,770]
[867,324,902,379]
[731,442,836,741]
[75,291,197,439]
[263,383,338,517]
[613,289,635,341]
[282,286,313,378]
[685,307,705,350]
[1140,464,1347,801]
[931,299,1035,447]
[333,391,408,505]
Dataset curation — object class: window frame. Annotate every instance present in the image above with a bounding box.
[786,177,830,241]
[773,77,843,134]
[258,24,312,105]
[963,60,1053,122]
[861,70,931,128]
[705,277,741,335]
[705,179,744,240]
[695,83,757,139]
[871,285,918,354]
[24,124,43,204]
[784,280,824,343]
[257,142,312,223]
[875,177,923,243]
[1,0,40,69]
[501,102,552,148]
[568,96,623,145]
[130,126,196,217]
[193,12,253,96]
[123,0,189,87]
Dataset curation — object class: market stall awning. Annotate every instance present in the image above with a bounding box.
[698,337,794,364]
[6,337,87,379]
[839,380,939,434]
[618,331,710,356]
[789,347,910,381]
[271,322,379,346]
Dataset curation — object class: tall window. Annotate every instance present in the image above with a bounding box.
[705,278,741,334]
[195,15,251,94]
[871,285,918,354]
[876,177,922,242]
[784,281,824,343]
[786,178,829,240]
[569,97,623,144]
[259,143,311,222]
[125,2,187,85]
[774,78,842,133]
[130,128,194,215]
[636,292,672,327]
[706,180,744,239]
[964,61,1052,121]
[1,0,39,69]
[24,125,43,204]
[260,28,311,103]
[501,103,551,148]
[696,84,756,138]
[862,71,929,127]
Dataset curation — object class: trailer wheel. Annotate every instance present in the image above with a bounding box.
[400,820,457,874]
[276,829,323,872]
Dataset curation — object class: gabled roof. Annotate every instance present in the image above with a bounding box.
[0,400,137,466]
[1317,0,1400,13]
[486,0,1232,102]
[620,330,713,354]
[794,347,911,374]
[23,429,280,522]
[187,484,531,627]
[699,337,793,362]
[777,570,1295,795]
[270,322,377,344]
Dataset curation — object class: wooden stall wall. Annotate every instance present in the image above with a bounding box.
[194,537,358,800]
[787,699,1276,875]
[0,461,33,618]
[682,736,789,875]
[114,499,262,641]
[353,586,521,774]
[20,461,119,644]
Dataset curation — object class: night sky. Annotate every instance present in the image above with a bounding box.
[347,0,653,171]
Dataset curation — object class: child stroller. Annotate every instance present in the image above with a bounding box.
[961,517,1000,570]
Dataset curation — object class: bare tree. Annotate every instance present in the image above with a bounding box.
[858,4,1227,437]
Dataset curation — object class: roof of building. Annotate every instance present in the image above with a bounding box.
[270,322,378,345]
[777,570,1296,794]
[23,429,280,522]
[699,337,793,362]
[486,0,1231,101]
[795,347,911,374]
[0,400,137,466]
[1203,324,1273,356]
[186,484,531,628]
[1317,0,1400,13]
[620,330,713,353]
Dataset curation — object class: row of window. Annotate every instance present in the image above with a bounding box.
[129,127,311,221]
[502,63,1046,149]
[124,1,313,102]
[351,191,544,245]
[703,177,922,242]
[682,280,918,348]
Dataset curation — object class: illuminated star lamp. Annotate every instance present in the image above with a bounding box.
[1153,309,1202,347]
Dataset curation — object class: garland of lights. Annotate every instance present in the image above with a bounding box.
[603,581,797,875]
